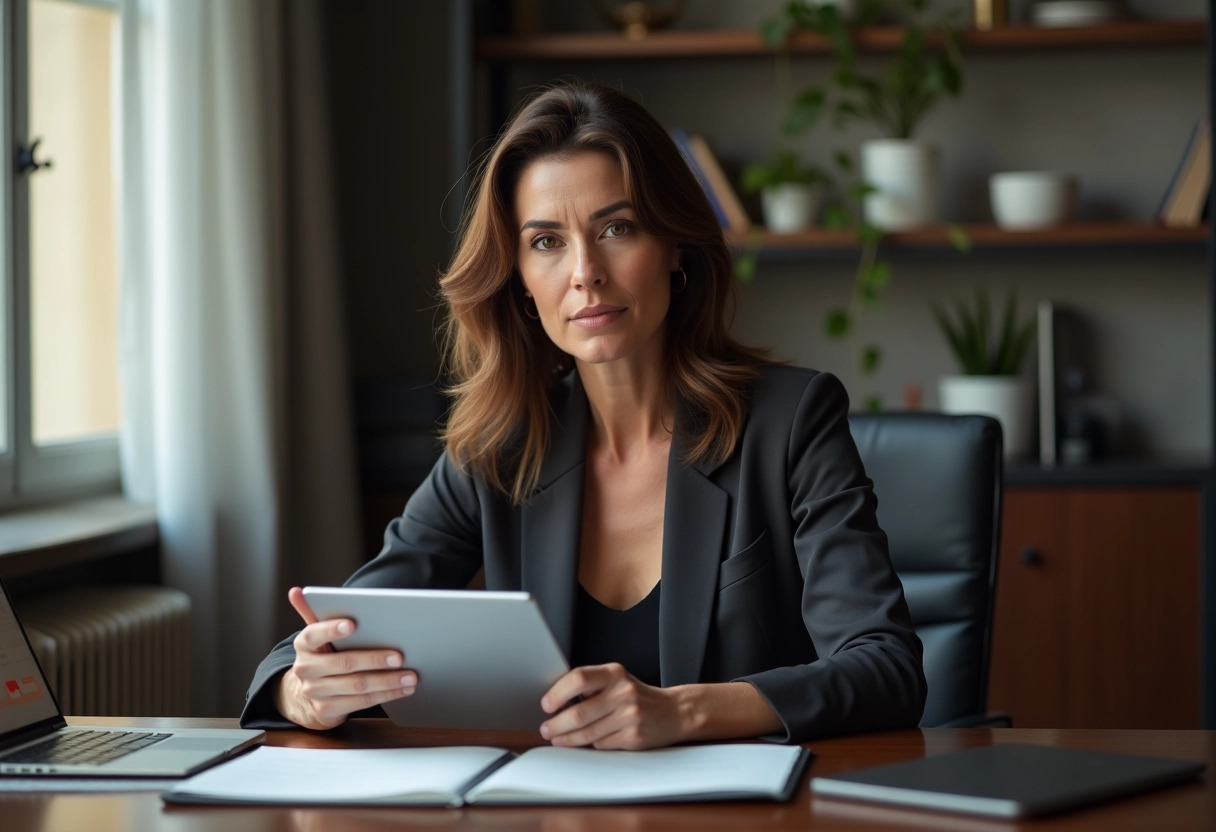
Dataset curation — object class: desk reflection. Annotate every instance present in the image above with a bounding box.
[811,797,1017,832]
[291,804,798,832]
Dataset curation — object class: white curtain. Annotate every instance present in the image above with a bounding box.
[118,0,362,715]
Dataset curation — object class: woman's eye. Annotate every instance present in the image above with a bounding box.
[533,235,561,251]
[604,221,630,238]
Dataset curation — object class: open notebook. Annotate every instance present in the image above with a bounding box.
[162,743,811,807]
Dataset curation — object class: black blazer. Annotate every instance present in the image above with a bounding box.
[242,366,927,741]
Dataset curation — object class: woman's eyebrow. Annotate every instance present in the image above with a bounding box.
[519,200,633,233]
[588,200,631,221]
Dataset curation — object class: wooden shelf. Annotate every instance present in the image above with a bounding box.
[477,20,1205,61]
[729,222,1209,255]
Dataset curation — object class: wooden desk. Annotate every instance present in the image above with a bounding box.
[2,718,1212,831]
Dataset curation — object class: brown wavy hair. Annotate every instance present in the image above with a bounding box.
[440,81,771,503]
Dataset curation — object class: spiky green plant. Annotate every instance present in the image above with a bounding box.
[932,290,1037,376]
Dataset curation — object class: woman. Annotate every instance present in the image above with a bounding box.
[242,82,926,747]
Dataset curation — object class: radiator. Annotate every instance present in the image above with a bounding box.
[16,586,191,717]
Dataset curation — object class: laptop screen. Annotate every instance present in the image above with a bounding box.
[0,583,60,735]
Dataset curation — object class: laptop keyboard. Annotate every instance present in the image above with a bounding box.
[0,729,172,767]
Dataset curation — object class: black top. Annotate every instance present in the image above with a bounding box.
[569,581,662,687]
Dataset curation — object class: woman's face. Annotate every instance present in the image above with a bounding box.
[514,151,679,371]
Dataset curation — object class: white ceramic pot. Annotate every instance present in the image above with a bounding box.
[938,375,1034,460]
[989,171,1076,230]
[760,184,818,233]
[860,139,940,231]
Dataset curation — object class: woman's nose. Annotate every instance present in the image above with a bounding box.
[571,244,606,289]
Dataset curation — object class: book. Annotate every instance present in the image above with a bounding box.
[686,134,751,233]
[1159,120,1211,227]
[1155,122,1198,217]
[162,743,811,808]
[669,127,730,230]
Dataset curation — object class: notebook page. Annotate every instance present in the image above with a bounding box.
[465,744,804,803]
[165,746,509,805]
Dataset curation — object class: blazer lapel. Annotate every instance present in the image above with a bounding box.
[659,408,730,687]
[521,375,588,660]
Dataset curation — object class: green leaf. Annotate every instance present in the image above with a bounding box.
[851,182,878,201]
[992,291,1016,374]
[952,294,983,374]
[863,262,891,292]
[822,205,850,229]
[825,308,852,338]
[857,224,883,246]
[784,88,828,135]
[741,148,829,192]
[833,150,854,172]
[833,99,865,129]
[976,288,992,371]
[861,345,882,374]
[946,224,972,253]
[863,395,883,413]
[734,253,757,284]
[760,16,794,49]
[931,302,968,372]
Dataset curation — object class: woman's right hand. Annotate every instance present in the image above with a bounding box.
[273,586,418,730]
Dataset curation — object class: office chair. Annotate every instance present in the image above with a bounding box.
[849,412,1009,728]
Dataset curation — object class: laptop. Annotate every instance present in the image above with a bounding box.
[0,577,263,777]
[811,743,1206,819]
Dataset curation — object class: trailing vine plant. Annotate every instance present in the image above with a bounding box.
[758,0,970,409]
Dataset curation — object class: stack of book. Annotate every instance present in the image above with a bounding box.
[1158,120,1211,228]
[669,128,751,235]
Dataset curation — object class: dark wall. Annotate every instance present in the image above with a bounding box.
[324,0,455,382]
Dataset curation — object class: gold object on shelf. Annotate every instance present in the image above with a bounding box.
[973,0,1008,30]
[590,0,687,41]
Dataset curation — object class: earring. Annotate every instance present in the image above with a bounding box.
[673,268,688,293]
[523,296,540,320]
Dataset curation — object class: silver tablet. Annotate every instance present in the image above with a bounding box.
[302,587,570,731]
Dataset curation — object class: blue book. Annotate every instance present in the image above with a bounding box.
[669,127,729,228]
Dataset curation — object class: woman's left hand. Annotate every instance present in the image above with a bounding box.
[539,663,691,750]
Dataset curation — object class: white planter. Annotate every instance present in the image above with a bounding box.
[989,171,1077,230]
[938,375,1034,460]
[760,184,818,233]
[860,139,940,231]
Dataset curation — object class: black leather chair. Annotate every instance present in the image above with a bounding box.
[849,412,1007,728]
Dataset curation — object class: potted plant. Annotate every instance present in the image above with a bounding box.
[932,290,1037,459]
[764,0,965,230]
[741,148,831,233]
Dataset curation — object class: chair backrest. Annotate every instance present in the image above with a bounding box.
[849,412,1003,728]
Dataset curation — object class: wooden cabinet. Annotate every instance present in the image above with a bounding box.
[988,486,1201,729]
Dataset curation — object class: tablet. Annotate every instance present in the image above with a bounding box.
[302,587,570,731]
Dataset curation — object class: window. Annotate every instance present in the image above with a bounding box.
[1,0,121,504]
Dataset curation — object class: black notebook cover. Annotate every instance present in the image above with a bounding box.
[811,744,1204,819]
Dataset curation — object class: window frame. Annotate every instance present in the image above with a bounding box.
[0,0,122,508]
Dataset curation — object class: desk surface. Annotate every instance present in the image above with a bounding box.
[2,718,1212,831]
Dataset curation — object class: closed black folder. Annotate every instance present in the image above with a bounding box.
[811,744,1204,819]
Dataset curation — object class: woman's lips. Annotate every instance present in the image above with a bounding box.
[571,306,625,328]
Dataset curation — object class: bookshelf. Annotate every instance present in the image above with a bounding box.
[477,20,1206,61]
[479,20,1209,260]
[734,223,1209,258]
[466,7,1215,729]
